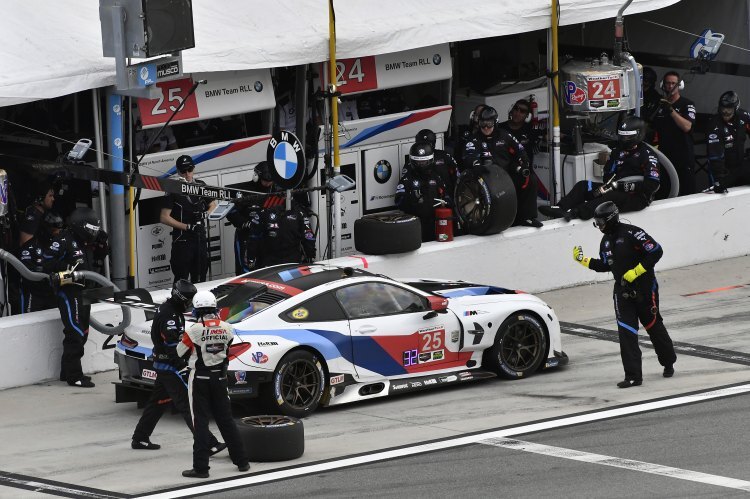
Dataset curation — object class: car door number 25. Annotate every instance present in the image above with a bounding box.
[421,331,442,352]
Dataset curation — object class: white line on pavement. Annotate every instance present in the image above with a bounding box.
[482,437,750,492]
[136,383,750,499]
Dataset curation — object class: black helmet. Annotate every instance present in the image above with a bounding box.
[415,129,436,147]
[409,142,435,170]
[176,155,195,174]
[171,279,197,309]
[642,67,657,88]
[477,106,498,130]
[67,207,102,243]
[617,116,645,147]
[593,201,620,234]
[718,90,740,116]
[42,211,64,230]
[469,105,485,129]
[254,161,273,182]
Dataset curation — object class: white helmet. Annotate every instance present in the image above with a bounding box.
[192,290,217,312]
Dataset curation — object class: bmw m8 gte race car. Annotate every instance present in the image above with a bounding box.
[114,263,568,417]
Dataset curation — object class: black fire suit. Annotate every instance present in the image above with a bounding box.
[132,298,221,448]
[19,237,56,313]
[707,108,750,191]
[177,316,249,474]
[652,96,696,196]
[587,223,676,382]
[395,163,451,242]
[463,127,539,224]
[557,143,660,220]
[257,204,316,268]
[433,149,459,200]
[42,229,90,385]
[164,183,212,283]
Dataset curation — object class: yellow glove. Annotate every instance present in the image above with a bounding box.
[622,263,646,283]
[573,246,590,268]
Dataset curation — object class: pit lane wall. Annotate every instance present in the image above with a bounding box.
[2,189,749,390]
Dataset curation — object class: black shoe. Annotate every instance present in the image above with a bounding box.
[68,378,95,388]
[209,442,227,456]
[617,379,642,388]
[562,208,578,222]
[519,218,543,228]
[131,439,161,450]
[237,463,251,472]
[712,182,727,194]
[663,365,675,378]
[182,469,209,479]
[539,205,565,219]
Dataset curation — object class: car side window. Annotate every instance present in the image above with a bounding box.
[335,282,427,319]
[282,292,347,322]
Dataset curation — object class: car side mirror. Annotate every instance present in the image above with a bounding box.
[425,295,449,315]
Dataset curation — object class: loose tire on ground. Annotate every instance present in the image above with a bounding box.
[265,350,326,418]
[354,212,421,255]
[485,313,548,379]
[455,165,517,235]
[238,415,304,461]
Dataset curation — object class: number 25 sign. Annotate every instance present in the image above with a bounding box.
[137,78,199,128]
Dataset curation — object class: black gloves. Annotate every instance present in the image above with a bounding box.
[659,99,674,113]
[185,222,204,234]
[615,180,637,193]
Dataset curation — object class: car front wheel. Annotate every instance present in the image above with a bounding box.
[266,350,326,418]
[487,313,547,379]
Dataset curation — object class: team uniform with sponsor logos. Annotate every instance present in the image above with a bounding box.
[177,316,249,474]
[42,229,90,385]
[653,96,696,196]
[395,162,451,242]
[132,298,222,449]
[553,142,660,220]
[163,180,212,284]
[707,108,750,191]
[586,223,676,382]
[462,127,539,225]
[257,204,316,268]
[18,237,56,313]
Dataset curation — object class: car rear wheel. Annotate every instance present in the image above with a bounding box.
[266,350,326,418]
[486,313,547,379]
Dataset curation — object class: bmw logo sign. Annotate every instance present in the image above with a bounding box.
[254,81,263,92]
[266,131,306,189]
[433,54,442,65]
[140,67,149,80]
[374,160,392,184]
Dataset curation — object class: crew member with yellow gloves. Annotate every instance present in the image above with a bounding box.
[573,201,676,388]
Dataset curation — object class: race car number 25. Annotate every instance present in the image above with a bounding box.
[421,331,443,352]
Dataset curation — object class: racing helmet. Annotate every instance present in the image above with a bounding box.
[192,290,218,316]
[409,142,435,171]
[42,211,64,230]
[718,91,740,117]
[415,129,437,148]
[171,279,197,309]
[176,155,195,174]
[617,116,646,148]
[477,106,498,131]
[254,161,273,182]
[593,201,620,234]
[67,207,102,243]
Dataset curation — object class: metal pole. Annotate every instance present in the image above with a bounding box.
[92,89,110,279]
[328,0,342,258]
[105,89,127,290]
[551,0,562,203]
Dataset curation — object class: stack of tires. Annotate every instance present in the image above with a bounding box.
[354,212,422,255]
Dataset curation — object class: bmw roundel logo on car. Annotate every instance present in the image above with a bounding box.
[374,159,392,184]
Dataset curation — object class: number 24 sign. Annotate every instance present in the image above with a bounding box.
[587,77,621,100]
[137,78,199,128]
[331,56,378,95]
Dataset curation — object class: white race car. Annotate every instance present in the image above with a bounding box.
[114,263,568,417]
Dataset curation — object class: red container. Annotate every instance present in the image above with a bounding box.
[434,206,454,242]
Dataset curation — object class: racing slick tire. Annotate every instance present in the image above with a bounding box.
[455,164,517,235]
[485,313,547,379]
[264,350,326,418]
[354,212,421,255]
[238,415,305,461]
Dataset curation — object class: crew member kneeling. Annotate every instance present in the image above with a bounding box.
[540,116,659,221]
[178,291,250,479]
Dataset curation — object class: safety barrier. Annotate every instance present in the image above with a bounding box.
[2,188,749,390]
